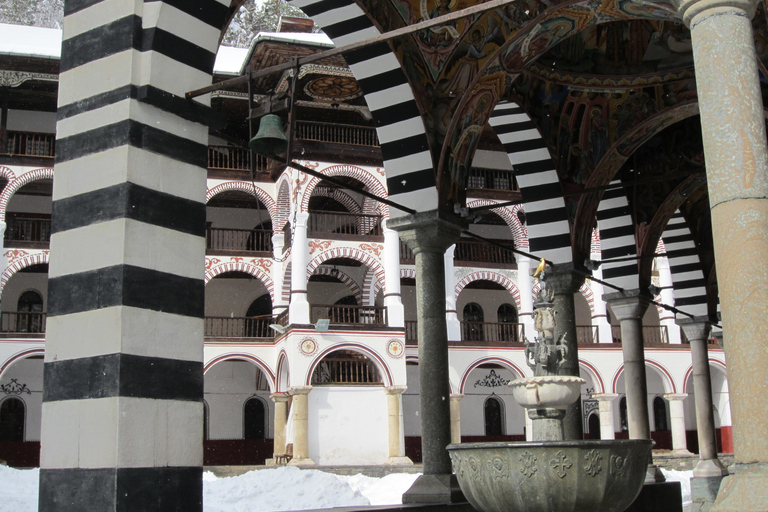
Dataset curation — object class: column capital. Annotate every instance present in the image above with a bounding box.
[270,392,290,402]
[674,0,758,27]
[294,211,309,225]
[386,385,408,395]
[676,316,712,342]
[287,385,312,396]
[543,264,586,296]
[450,393,464,401]
[593,393,620,402]
[664,393,689,401]
[603,289,652,320]
[387,210,467,255]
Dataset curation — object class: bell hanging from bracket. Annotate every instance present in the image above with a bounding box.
[249,113,288,158]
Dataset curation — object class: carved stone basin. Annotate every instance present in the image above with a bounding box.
[508,375,586,409]
[447,440,653,512]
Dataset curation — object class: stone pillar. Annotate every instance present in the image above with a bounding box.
[517,257,535,338]
[594,393,619,440]
[674,0,768,507]
[386,386,412,465]
[450,394,463,444]
[287,386,314,466]
[546,264,585,440]
[268,393,290,464]
[665,394,692,455]
[383,224,405,328]
[678,318,729,480]
[604,290,664,483]
[444,244,461,342]
[289,212,310,324]
[389,210,466,504]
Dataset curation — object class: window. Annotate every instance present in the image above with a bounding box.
[463,302,484,341]
[497,303,518,341]
[243,397,266,440]
[246,294,273,337]
[484,396,504,436]
[0,397,25,442]
[17,290,43,333]
[653,396,668,431]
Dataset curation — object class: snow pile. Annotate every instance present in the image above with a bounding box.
[661,469,693,508]
[0,465,39,511]
[339,473,421,506]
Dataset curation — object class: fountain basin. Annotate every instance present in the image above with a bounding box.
[448,440,653,512]
[508,375,586,409]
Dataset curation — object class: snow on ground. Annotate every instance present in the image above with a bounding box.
[0,465,419,512]
[661,469,694,509]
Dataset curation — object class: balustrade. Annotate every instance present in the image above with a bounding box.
[204,315,273,338]
[467,167,518,192]
[576,325,599,344]
[311,357,382,385]
[307,210,382,238]
[296,121,379,147]
[310,304,387,326]
[0,312,46,334]
[4,216,51,246]
[206,227,272,253]
[454,238,515,265]
[2,131,55,158]
[461,321,524,343]
[405,320,418,345]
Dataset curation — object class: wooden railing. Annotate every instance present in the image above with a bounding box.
[204,315,274,338]
[467,167,518,192]
[207,145,272,172]
[310,304,387,326]
[610,325,669,345]
[296,121,379,147]
[461,321,524,343]
[5,217,51,245]
[311,356,382,385]
[454,238,515,265]
[0,312,46,334]
[2,131,55,158]
[308,210,382,237]
[274,309,289,327]
[206,227,272,253]
[405,320,418,345]
[400,240,415,261]
[577,325,599,344]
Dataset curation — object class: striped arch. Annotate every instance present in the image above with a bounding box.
[276,350,290,392]
[312,265,363,305]
[579,282,596,316]
[301,164,389,216]
[682,358,728,394]
[591,228,601,255]
[307,343,394,387]
[0,347,45,379]
[660,211,708,317]
[0,166,16,182]
[611,360,676,394]
[596,181,638,290]
[489,102,571,264]
[466,199,529,251]
[0,168,54,222]
[287,0,438,214]
[454,270,522,311]
[206,181,277,226]
[1,251,49,294]
[310,186,362,213]
[275,174,293,230]
[578,360,605,394]
[306,247,386,295]
[204,260,275,304]
[458,356,527,394]
[203,353,276,392]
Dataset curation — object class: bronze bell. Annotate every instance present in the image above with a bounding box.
[249,114,288,157]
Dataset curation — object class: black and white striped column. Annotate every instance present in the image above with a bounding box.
[39,1,228,510]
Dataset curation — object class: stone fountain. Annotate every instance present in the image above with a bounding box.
[448,268,652,512]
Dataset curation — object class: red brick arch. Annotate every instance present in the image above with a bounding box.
[0,168,54,222]
[1,251,49,294]
[466,199,528,251]
[301,164,388,216]
[454,271,521,311]
[206,181,276,227]
[306,246,386,295]
[204,259,275,304]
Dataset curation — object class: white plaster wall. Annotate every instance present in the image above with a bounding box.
[204,360,274,440]
[6,193,52,215]
[403,362,420,436]
[6,110,57,133]
[307,280,353,305]
[1,272,48,312]
[206,206,271,230]
[204,277,269,317]
[0,357,43,441]
[307,386,388,465]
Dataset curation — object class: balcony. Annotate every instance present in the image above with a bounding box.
[0,312,46,336]
[308,210,383,241]
[1,131,55,159]
[404,320,524,346]
[206,227,272,256]
[454,238,516,268]
[4,215,51,249]
[310,304,387,327]
[294,121,381,165]
[204,315,274,340]
[577,325,599,344]
[466,167,520,201]
[611,325,670,345]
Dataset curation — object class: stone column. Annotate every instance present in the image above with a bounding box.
[386,386,412,465]
[444,244,461,342]
[287,386,314,466]
[389,210,466,504]
[665,394,692,455]
[546,264,585,440]
[678,318,729,480]
[289,212,310,324]
[450,394,463,444]
[269,393,290,464]
[673,0,768,507]
[604,290,664,483]
[594,393,619,440]
[383,224,405,328]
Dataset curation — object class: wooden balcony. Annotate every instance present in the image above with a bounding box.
[307,210,383,241]
[4,215,51,249]
[310,304,387,327]
[611,325,670,345]
[206,227,272,255]
[1,131,55,159]
[0,312,46,336]
[204,315,274,340]
[400,240,415,263]
[454,238,516,267]
[404,320,525,346]
[311,355,382,385]
[466,167,521,201]
[296,121,379,147]
[577,325,599,344]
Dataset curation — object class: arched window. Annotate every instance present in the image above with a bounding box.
[619,396,628,432]
[311,350,382,385]
[17,290,43,333]
[484,396,504,436]
[463,302,484,341]
[243,397,266,440]
[246,294,273,337]
[653,396,669,431]
[0,397,25,441]
[497,303,518,341]
[588,413,601,440]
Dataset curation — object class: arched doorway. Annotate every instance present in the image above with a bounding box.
[243,397,267,440]
[588,413,601,440]
[484,396,504,436]
[0,397,25,441]
[654,396,669,432]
